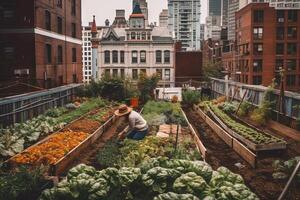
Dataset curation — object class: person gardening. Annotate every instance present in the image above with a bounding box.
[115,104,148,140]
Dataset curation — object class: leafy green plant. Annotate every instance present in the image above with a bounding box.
[250,85,276,125]
[182,90,201,107]
[237,101,253,117]
[208,102,284,145]
[272,157,300,181]
[0,166,47,200]
[96,141,121,168]
[40,160,258,200]
[221,102,237,114]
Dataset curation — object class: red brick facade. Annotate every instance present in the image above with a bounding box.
[175,49,203,84]
[0,0,82,88]
[235,3,300,91]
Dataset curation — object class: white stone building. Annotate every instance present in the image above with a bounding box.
[92,5,175,87]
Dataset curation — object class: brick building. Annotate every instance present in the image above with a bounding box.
[0,0,82,89]
[235,3,300,91]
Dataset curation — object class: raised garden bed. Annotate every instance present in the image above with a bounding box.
[207,103,286,152]
[7,105,117,176]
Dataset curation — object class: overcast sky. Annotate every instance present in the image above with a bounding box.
[82,0,208,26]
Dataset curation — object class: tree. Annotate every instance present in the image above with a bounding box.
[137,73,160,103]
[202,61,224,81]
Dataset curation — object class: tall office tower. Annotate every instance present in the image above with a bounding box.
[168,0,201,51]
[221,0,229,27]
[209,0,222,16]
[227,0,239,41]
[159,9,168,27]
[133,0,149,25]
[239,0,267,9]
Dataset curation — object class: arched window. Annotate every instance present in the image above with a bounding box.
[140,51,146,63]
[104,51,110,64]
[112,51,118,63]
[164,50,170,63]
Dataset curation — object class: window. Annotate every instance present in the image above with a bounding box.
[104,51,110,63]
[140,51,146,63]
[253,59,262,72]
[45,44,52,64]
[156,69,162,80]
[71,23,76,38]
[132,51,138,63]
[57,45,63,64]
[120,51,125,63]
[2,10,15,21]
[276,27,285,40]
[286,75,296,86]
[287,43,297,55]
[112,51,118,63]
[253,43,263,55]
[112,69,118,78]
[137,32,141,40]
[253,10,264,23]
[71,0,76,16]
[277,10,285,23]
[142,32,146,40]
[73,74,77,83]
[72,48,76,62]
[132,69,138,80]
[275,59,284,71]
[287,59,296,71]
[156,50,162,63]
[288,10,297,22]
[164,69,171,81]
[45,10,51,31]
[57,0,62,8]
[57,17,63,34]
[120,69,125,78]
[164,50,170,63]
[276,43,284,55]
[131,32,136,40]
[287,27,297,39]
[253,27,263,40]
[253,76,262,85]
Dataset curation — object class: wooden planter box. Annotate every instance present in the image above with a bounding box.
[207,107,286,152]
[50,115,116,176]
[194,105,257,168]
[8,114,117,176]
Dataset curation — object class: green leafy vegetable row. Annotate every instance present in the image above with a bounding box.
[40,158,258,200]
[208,103,283,145]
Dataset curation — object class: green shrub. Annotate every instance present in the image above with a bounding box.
[221,102,236,114]
[237,101,252,117]
[182,90,201,106]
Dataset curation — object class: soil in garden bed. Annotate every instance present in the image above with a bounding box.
[184,107,300,200]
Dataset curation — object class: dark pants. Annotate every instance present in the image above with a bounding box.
[127,129,148,140]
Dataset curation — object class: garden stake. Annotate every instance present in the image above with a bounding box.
[174,123,180,156]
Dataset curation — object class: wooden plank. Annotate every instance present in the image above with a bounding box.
[232,138,256,168]
[269,120,300,142]
[51,115,116,176]
[204,114,233,147]
[181,109,207,160]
